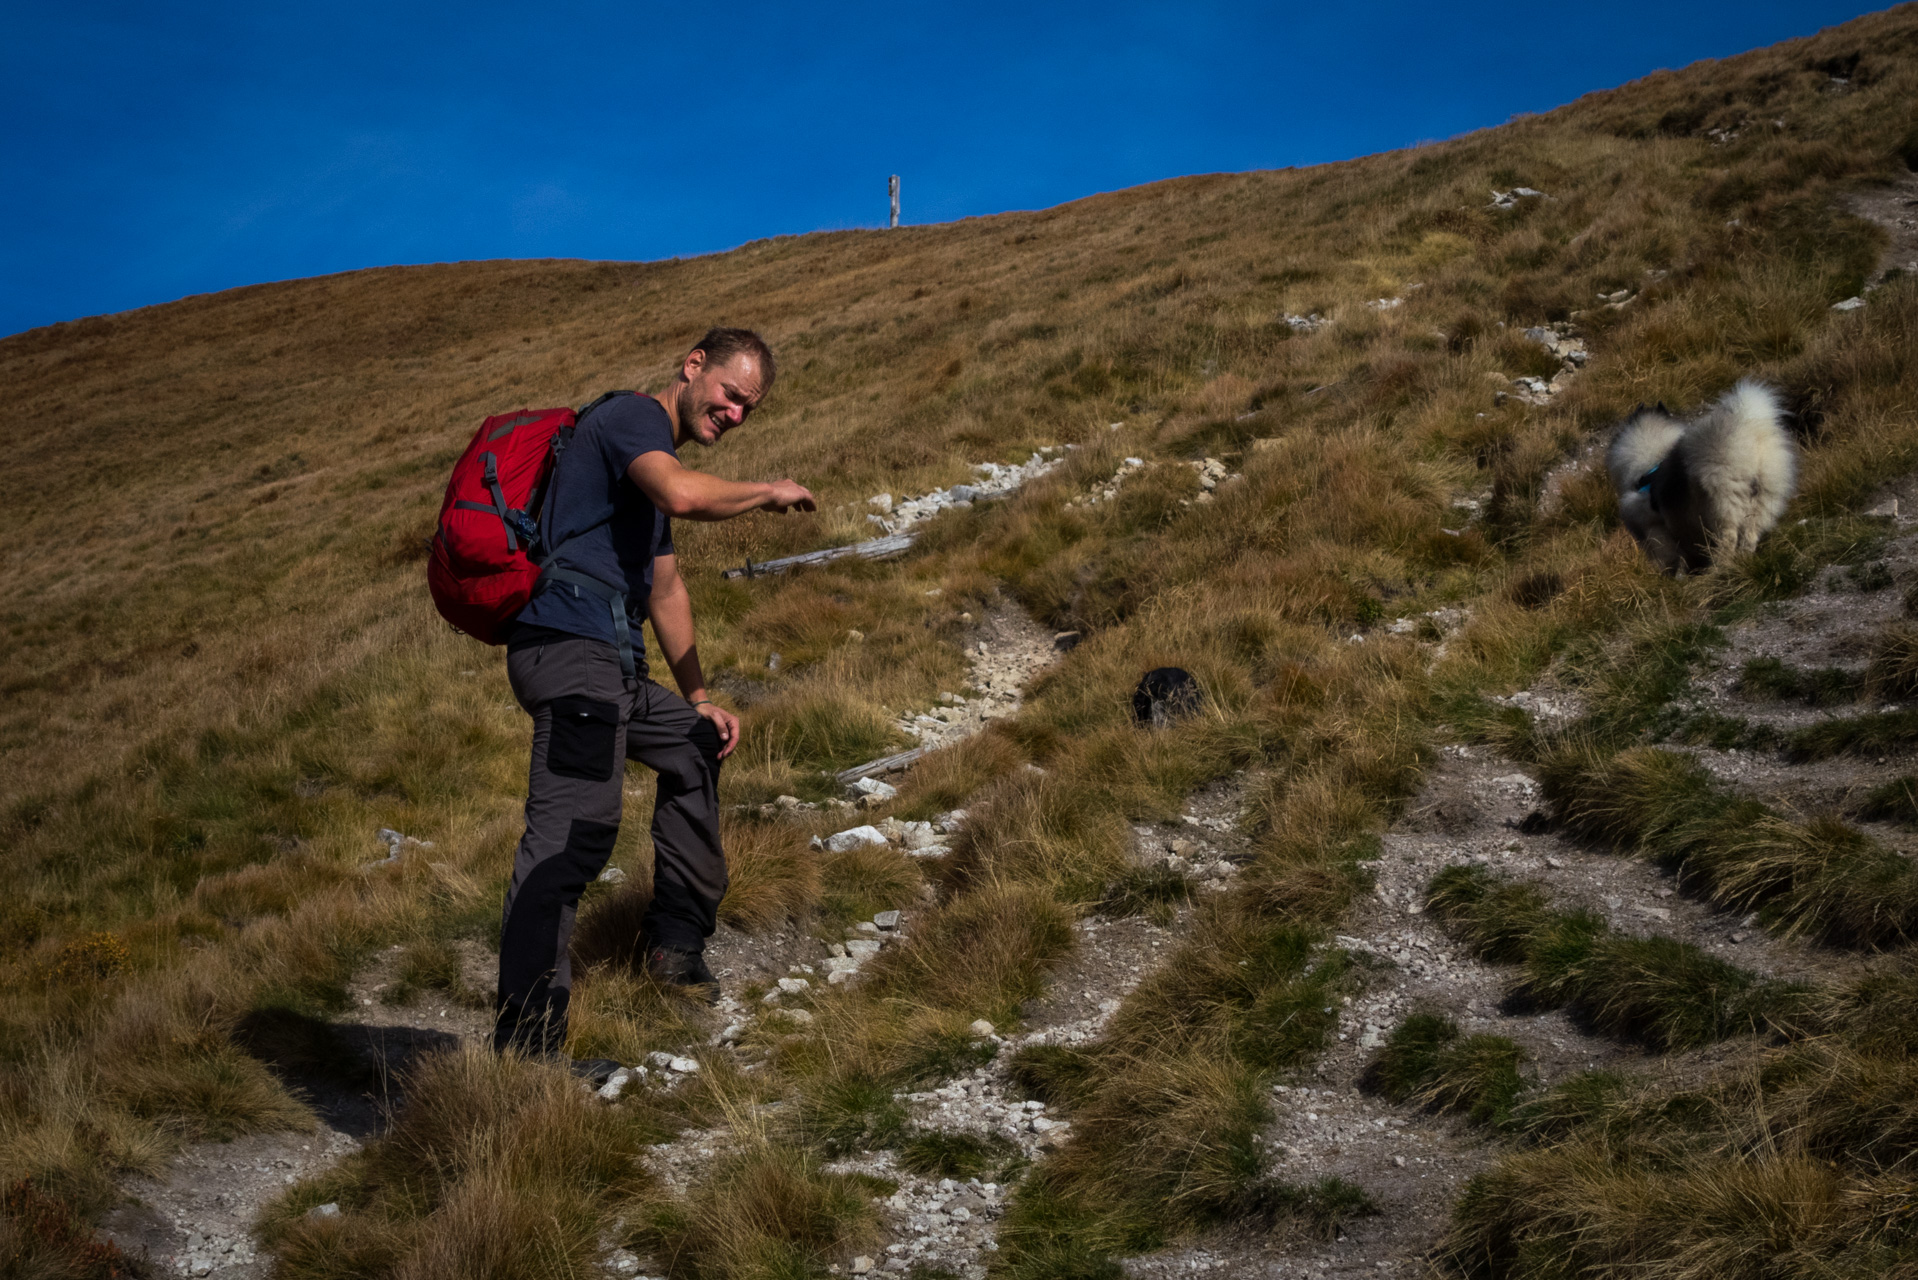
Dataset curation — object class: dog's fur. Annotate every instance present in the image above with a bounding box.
[1606,380,1797,574]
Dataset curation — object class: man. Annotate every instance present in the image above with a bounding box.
[494,327,814,1061]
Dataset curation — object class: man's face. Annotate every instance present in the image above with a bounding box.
[678,351,766,447]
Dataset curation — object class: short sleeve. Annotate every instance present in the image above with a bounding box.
[597,394,677,474]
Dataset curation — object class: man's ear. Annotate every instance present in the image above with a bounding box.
[681,348,708,381]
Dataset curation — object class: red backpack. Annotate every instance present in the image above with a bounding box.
[426,392,629,643]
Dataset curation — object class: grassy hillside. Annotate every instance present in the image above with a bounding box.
[4,5,1918,1277]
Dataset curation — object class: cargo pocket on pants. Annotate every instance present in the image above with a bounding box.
[548,696,619,781]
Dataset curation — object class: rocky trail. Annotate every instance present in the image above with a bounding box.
[1129,526,1918,1277]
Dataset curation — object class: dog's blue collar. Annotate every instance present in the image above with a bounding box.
[1634,463,1660,494]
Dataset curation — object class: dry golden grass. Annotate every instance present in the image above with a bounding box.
[4,6,1918,1275]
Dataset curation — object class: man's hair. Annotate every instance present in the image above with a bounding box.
[689,327,776,389]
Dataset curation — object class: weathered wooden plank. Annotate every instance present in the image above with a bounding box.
[722,533,916,580]
[835,747,928,785]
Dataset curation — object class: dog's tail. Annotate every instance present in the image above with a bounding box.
[1606,406,1684,497]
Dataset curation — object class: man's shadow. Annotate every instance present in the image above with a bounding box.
[233,1008,462,1136]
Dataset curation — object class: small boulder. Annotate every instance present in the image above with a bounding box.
[873,910,902,930]
[826,825,888,852]
[306,1203,341,1220]
[849,776,897,803]
[968,1019,996,1037]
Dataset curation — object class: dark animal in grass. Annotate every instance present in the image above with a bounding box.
[1607,380,1797,575]
[1133,667,1203,727]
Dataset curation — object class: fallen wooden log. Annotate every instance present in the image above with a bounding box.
[722,533,916,580]
[835,747,928,785]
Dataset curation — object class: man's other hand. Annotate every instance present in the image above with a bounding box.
[695,700,741,759]
[765,479,816,513]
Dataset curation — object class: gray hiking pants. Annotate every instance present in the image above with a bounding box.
[494,633,725,1055]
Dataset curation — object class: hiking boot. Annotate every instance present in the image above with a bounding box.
[646,945,719,1003]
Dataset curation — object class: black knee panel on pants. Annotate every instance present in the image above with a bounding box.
[496,817,617,1052]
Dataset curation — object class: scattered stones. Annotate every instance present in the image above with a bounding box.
[1282,312,1327,332]
[1833,296,1867,312]
[1069,456,1146,506]
[865,450,1069,535]
[1489,187,1550,209]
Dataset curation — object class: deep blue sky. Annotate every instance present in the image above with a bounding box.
[0,1,1887,337]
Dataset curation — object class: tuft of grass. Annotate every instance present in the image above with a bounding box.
[1242,1175,1381,1241]
[1007,1045,1107,1111]
[1538,743,1918,947]
[792,1073,908,1157]
[818,842,923,932]
[1096,864,1192,925]
[1737,655,1861,706]
[638,1142,880,1280]
[1361,1013,1528,1126]
[1428,864,1806,1051]
[898,1129,1022,1180]
[263,1045,656,1280]
[1785,707,1918,762]
[1857,775,1918,825]
[0,1179,142,1280]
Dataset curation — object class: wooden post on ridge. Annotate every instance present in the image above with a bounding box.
[889,175,900,229]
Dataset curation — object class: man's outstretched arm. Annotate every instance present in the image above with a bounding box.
[629,452,814,522]
[647,554,738,758]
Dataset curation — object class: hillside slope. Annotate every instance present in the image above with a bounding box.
[4,7,1918,1279]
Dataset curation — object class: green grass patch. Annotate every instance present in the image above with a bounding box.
[1784,707,1918,762]
[1096,864,1192,925]
[1428,864,1807,1051]
[1537,743,1918,947]
[1858,775,1918,825]
[1738,656,1862,706]
[898,1129,1024,1180]
[1360,1013,1528,1126]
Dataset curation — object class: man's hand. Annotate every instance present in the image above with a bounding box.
[765,479,816,513]
[695,700,740,759]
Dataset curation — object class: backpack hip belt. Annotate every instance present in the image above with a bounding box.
[539,567,637,682]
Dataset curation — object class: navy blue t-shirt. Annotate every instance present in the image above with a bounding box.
[514,392,676,645]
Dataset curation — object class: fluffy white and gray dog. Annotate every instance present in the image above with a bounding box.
[1606,380,1798,574]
